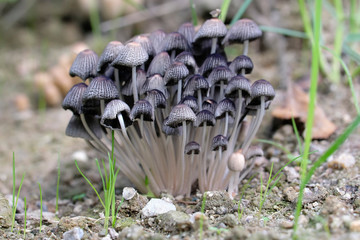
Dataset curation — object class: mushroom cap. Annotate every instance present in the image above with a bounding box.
[130,34,155,57]
[144,89,166,109]
[161,32,190,54]
[211,134,228,151]
[141,74,167,97]
[147,52,171,77]
[165,104,196,127]
[174,51,198,74]
[215,98,236,119]
[193,18,227,43]
[245,145,264,159]
[247,79,275,107]
[183,74,209,97]
[225,75,251,98]
[82,75,119,102]
[62,83,88,115]
[122,68,147,96]
[199,53,228,77]
[70,49,98,80]
[162,117,182,135]
[149,30,166,55]
[180,95,199,113]
[229,55,254,75]
[178,22,195,45]
[228,150,245,171]
[164,61,189,86]
[130,100,154,121]
[194,110,216,127]
[97,41,124,73]
[202,98,217,114]
[208,66,235,87]
[184,141,201,155]
[100,99,132,130]
[111,42,149,68]
[222,18,262,45]
[66,114,102,140]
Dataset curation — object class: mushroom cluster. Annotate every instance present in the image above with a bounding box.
[63,15,275,197]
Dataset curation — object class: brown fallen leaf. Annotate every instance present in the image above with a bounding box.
[272,82,336,139]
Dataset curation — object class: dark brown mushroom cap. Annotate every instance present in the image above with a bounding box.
[161,32,190,54]
[100,99,132,130]
[82,75,119,102]
[70,49,98,80]
[97,41,124,73]
[164,61,189,86]
[122,68,147,96]
[211,134,228,151]
[247,79,275,107]
[130,35,155,57]
[184,141,201,155]
[199,53,228,77]
[149,30,166,55]
[225,75,251,98]
[194,110,216,127]
[174,51,197,74]
[183,74,209,97]
[228,150,245,172]
[66,114,102,140]
[147,52,171,77]
[144,89,166,109]
[202,98,217,114]
[141,74,167,97]
[62,83,88,115]
[229,55,254,75]
[162,117,182,135]
[180,96,199,113]
[215,98,236,119]
[178,22,195,46]
[208,66,235,87]
[222,18,262,45]
[165,104,196,127]
[130,100,154,121]
[111,42,149,68]
[193,18,227,43]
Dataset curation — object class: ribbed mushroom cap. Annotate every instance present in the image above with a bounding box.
[70,49,98,80]
[193,18,227,43]
[229,55,254,75]
[161,32,190,54]
[100,99,132,130]
[165,104,196,127]
[162,118,182,135]
[208,66,235,87]
[66,114,102,140]
[111,42,149,68]
[225,75,251,98]
[228,150,245,171]
[174,51,197,74]
[222,18,262,45]
[180,96,199,113]
[184,141,201,155]
[122,68,147,96]
[149,30,166,55]
[62,83,88,115]
[245,145,264,159]
[164,61,189,86]
[247,79,275,107]
[82,75,119,102]
[215,98,236,119]
[211,134,228,151]
[130,100,154,121]
[199,53,228,77]
[97,41,124,73]
[130,35,155,57]
[144,89,166,109]
[178,22,195,46]
[202,98,217,114]
[183,74,209,97]
[141,74,167,97]
[194,110,216,127]
[147,52,171,77]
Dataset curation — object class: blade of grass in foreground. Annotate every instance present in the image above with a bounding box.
[230,0,252,25]
[220,0,232,22]
[189,0,198,26]
[259,26,308,39]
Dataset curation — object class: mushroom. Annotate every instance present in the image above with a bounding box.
[164,61,189,103]
[70,49,98,81]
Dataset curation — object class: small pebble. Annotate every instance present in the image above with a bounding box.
[63,227,84,240]
[328,153,355,169]
[280,220,293,229]
[71,151,88,162]
[122,187,137,200]
[350,220,360,232]
[141,199,176,217]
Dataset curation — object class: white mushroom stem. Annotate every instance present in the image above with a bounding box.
[243,40,249,56]
[197,89,203,111]
[80,113,109,153]
[186,152,195,197]
[177,79,182,103]
[219,81,225,100]
[117,114,129,139]
[177,121,187,193]
[132,66,139,102]
[114,69,123,100]
[211,37,218,54]
[223,112,229,136]
[100,99,106,115]
[229,91,243,139]
[171,50,176,62]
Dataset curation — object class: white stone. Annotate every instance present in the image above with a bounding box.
[63,227,84,240]
[328,153,355,169]
[141,198,176,217]
[71,151,88,162]
[122,187,137,200]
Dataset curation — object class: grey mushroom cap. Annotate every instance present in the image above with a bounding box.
[202,98,217,114]
[174,51,197,74]
[228,150,245,172]
[82,75,119,102]
[149,30,166,55]
[162,118,182,136]
[70,49,98,80]
[183,74,209,97]
[247,79,275,107]
[141,74,167,97]
[100,99,132,130]
[215,98,236,119]
[122,68,147,96]
[130,34,155,56]
[62,83,88,115]
[66,114,102,140]
[147,52,171,77]
[111,42,149,68]
[161,32,190,54]
[194,110,216,127]
[178,22,195,46]
[144,89,166,109]
[97,41,124,73]
[180,96,199,113]
[222,18,262,45]
[211,134,228,151]
[184,141,201,155]
[193,18,227,43]
[208,66,235,87]
[165,104,196,128]
[164,61,189,86]
[225,75,251,98]
[199,53,228,77]
[229,55,254,75]
[245,145,264,159]
[130,100,154,121]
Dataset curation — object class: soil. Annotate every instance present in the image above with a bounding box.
[1,1,360,240]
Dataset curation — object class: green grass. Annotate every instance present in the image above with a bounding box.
[38,183,43,233]
[23,197,27,239]
[199,192,207,240]
[237,174,255,222]
[11,153,25,233]
[56,154,61,216]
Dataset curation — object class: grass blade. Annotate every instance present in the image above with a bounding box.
[23,197,27,239]
[38,183,43,233]
[259,25,308,39]
[189,0,198,26]
[230,0,252,25]
[220,0,232,22]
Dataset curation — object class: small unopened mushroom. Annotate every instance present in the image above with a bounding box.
[227,150,245,198]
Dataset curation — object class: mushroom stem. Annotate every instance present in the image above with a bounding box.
[100,99,105,116]
[229,91,243,139]
[210,37,218,54]
[197,89,203,111]
[178,121,187,193]
[243,40,249,56]
[219,81,224,100]
[117,114,129,139]
[80,113,108,153]
[186,152,195,197]
[223,112,229,136]
[177,79,182,103]
[132,66,139,102]
[171,50,176,62]
[114,69,123,100]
